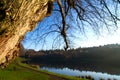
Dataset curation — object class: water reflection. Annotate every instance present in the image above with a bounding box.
[28,50,120,79]
[41,67,120,80]
[29,52,120,75]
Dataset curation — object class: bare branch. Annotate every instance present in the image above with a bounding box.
[23,0,120,51]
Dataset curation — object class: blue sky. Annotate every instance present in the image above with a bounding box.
[75,27,120,48]
[22,0,120,51]
[22,22,120,51]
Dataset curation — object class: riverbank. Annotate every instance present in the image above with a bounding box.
[0,57,86,80]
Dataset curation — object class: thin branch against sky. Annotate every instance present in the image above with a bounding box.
[22,0,120,51]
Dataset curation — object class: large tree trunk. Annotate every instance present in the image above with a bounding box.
[0,0,53,68]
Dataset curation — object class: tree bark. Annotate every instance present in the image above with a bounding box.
[0,0,53,67]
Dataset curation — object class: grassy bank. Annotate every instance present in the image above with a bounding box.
[0,57,86,80]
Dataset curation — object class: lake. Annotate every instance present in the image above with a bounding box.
[41,66,120,80]
[28,48,120,80]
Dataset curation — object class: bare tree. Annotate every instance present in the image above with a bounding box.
[23,0,120,50]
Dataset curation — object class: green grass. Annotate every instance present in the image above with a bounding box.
[0,57,87,80]
[0,58,49,80]
[0,70,48,80]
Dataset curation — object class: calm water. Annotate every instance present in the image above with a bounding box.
[41,67,120,80]
[29,51,120,79]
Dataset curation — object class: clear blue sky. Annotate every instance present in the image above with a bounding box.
[22,22,120,51]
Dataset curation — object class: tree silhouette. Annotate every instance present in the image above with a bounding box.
[23,0,120,50]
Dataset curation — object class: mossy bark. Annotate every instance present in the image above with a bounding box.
[0,0,53,67]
